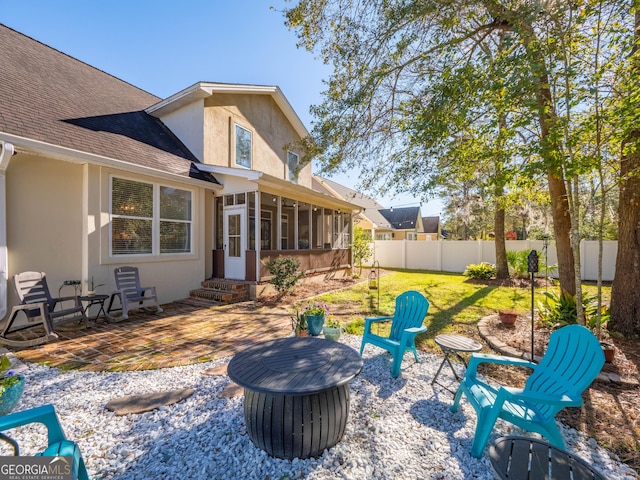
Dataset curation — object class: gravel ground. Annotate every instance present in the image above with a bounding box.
[3,335,637,480]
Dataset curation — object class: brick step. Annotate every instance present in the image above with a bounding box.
[201,278,249,292]
[176,296,223,308]
[189,288,249,304]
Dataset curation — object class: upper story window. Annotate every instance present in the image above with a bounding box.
[407,232,418,241]
[111,177,192,256]
[235,124,252,168]
[288,151,299,183]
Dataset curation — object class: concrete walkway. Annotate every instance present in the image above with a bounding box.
[9,299,291,372]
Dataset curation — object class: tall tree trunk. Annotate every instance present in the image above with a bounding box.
[610,132,640,335]
[540,104,577,296]
[495,199,509,279]
[610,7,640,336]
[519,23,577,296]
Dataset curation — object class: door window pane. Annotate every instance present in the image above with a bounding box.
[228,214,241,257]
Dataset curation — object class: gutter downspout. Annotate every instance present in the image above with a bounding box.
[0,142,15,320]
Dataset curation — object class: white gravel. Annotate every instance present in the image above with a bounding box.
[3,335,637,479]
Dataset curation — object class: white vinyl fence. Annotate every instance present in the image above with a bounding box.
[371,240,617,281]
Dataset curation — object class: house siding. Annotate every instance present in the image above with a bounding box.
[160,100,205,161]
[6,154,83,309]
[203,93,312,186]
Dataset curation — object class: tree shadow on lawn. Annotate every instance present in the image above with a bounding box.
[421,286,496,337]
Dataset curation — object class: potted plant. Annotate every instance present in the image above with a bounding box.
[498,309,519,326]
[498,283,523,326]
[291,309,308,337]
[87,276,104,297]
[0,354,25,416]
[304,303,328,336]
[322,316,342,342]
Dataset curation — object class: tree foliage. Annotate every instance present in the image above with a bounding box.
[285,0,638,332]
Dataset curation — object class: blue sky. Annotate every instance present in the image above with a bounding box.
[1,0,442,216]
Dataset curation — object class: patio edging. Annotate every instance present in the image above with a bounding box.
[477,316,639,387]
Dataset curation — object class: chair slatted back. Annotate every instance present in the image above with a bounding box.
[14,271,54,306]
[389,291,429,341]
[114,266,143,298]
[524,325,604,419]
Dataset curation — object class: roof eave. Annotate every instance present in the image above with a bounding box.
[1,132,222,190]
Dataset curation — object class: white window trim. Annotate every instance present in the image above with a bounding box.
[234,123,253,169]
[110,175,194,257]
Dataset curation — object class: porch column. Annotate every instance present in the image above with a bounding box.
[0,142,15,319]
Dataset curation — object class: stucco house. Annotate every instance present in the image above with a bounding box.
[0,24,357,321]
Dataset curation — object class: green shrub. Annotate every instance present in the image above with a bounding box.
[537,290,598,328]
[463,262,496,280]
[265,255,305,294]
[506,250,557,278]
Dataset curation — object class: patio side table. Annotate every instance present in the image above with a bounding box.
[490,436,605,480]
[79,294,110,322]
[227,337,363,459]
[431,334,482,391]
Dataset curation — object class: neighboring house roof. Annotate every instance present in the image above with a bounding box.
[0,24,217,184]
[313,176,393,229]
[422,216,440,234]
[380,207,421,230]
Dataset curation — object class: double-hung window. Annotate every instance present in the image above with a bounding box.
[288,151,299,183]
[111,177,193,256]
[235,124,252,168]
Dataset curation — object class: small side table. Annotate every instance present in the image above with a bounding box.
[490,436,605,480]
[79,294,110,322]
[431,334,482,391]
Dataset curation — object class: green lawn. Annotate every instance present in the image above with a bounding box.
[301,269,610,352]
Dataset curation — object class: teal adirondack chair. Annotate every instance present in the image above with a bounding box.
[359,290,429,378]
[0,404,90,480]
[451,324,605,458]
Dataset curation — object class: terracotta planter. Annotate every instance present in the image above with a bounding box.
[295,329,308,338]
[601,343,615,363]
[498,311,518,326]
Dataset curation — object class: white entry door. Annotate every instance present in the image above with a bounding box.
[224,207,245,280]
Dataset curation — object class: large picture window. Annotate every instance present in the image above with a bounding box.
[235,124,252,168]
[111,177,192,256]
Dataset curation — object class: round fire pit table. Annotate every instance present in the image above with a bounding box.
[227,337,363,459]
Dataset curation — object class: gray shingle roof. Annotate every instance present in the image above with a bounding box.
[313,176,393,228]
[0,24,214,182]
[380,207,421,230]
[422,216,440,234]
